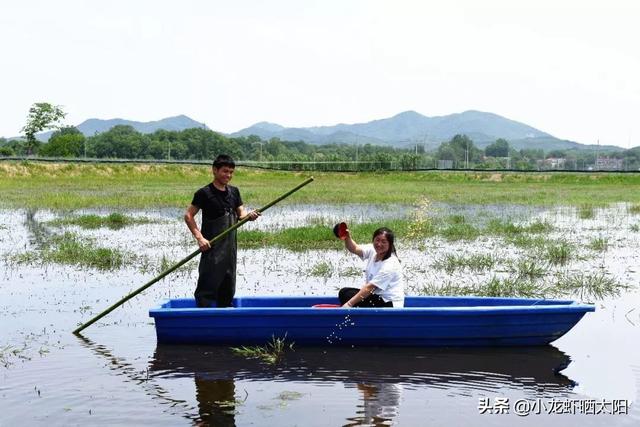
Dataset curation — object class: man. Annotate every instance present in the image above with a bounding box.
[184,154,260,307]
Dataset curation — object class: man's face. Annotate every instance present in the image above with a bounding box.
[213,165,235,185]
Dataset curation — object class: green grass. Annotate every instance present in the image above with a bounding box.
[2,161,640,209]
[588,237,609,251]
[308,261,333,277]
[433,253,497,273]
[552,272,627,300]
[578,204,596,219]
[230,336,294,365]
[47,213,154,229]
[628,204,640,215]
[511,258,547,279]
[543,241,573,265]
[11,232,131,270]
[420,276,543,298]
[486,219,554,235]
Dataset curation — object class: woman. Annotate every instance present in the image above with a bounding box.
[339,227,404,308]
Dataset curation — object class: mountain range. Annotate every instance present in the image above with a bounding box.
[32,110,622,152]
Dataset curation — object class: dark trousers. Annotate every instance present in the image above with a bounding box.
[338,287,393,308]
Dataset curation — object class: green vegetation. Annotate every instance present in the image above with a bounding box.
[552,272,627,300]
[47,213,154,229]
[433,253,497,273]
[629,204,640,215]
[578,204,596,219]
[631,224,640,232]
[487,219,553,235]
[420,271,625,300]
[589,237,609,251]
[308,261,333,277]
[511,258,547,279]
[11,232,131,270]
[231,336,294,365]
[543,241,573,265]
[421,277,543,298]
[2,162,640,209]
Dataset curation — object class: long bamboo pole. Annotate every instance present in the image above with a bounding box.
[73,176,314,334]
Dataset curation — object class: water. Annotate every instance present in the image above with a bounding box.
[1,204,639,426]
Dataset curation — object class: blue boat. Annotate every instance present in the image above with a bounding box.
[149,296,595,346]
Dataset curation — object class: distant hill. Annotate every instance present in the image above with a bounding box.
[36,115,207,141]
[232,110,552,146]
[24,110,625,152]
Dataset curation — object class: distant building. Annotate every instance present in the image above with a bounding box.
[540,157,566,169]
[594,157,624,171]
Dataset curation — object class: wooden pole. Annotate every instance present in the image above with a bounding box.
[73,176,314,334]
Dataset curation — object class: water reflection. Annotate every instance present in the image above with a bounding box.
[150,344,575,425]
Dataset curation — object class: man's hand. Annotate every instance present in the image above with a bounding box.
[197,236,211,252]
[245,210,261,221]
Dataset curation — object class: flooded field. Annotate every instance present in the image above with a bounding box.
[1,203,639,426]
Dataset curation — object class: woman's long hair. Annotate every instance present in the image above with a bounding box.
[372,227,398,261]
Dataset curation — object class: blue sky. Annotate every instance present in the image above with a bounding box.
[1,0,639,147]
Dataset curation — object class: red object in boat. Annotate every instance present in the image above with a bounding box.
[312,304,342,308]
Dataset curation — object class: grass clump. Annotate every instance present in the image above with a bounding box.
[588,237,609,252]
[627,204,640,215]
[481,277,541,298]
[420,276,543,298]
[434,253,496,273]
[578,204,596,219]
[308,261,333,277]
[630,224,640,232]
[231,335,294,365]
[440,222,480,241]
[552,272,627,300]
[48,212,153,230]
[543,241,573,266]
[512,258,547,279]
[11,232,130,270]
[487,219,553,236]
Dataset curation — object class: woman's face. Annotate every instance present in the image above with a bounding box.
[373,234,390,257]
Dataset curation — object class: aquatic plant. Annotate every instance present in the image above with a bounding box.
[433,253,497,273]
[480,276,543,298]
[48,212,154,229]
[308,261,333,277]
[10,232,131,270]
[628,203,640,215]
[578,204,596,219]
[552,272,627,300]
[588,237,609,252]
[440,222,480,241]
[543,241,573,266]
[487,219,554,236]
[230,335,294,365]
[512,258,547,279]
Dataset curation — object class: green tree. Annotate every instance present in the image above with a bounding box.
[39,126,85,157]
[485,138,510,157]
[21,102,66,155]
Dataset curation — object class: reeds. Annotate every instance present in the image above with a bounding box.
[48,213,154,229]
[433,253,497,273]
[230,335,294,365]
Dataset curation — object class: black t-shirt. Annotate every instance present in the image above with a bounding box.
[191,183,243,221]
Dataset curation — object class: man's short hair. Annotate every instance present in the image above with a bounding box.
[213,154,235,169]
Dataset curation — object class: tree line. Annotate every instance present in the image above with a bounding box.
[2,125,639,170]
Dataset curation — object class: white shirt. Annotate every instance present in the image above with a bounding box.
[360,244,404,307]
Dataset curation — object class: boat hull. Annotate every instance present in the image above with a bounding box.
[149,296,594,347]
